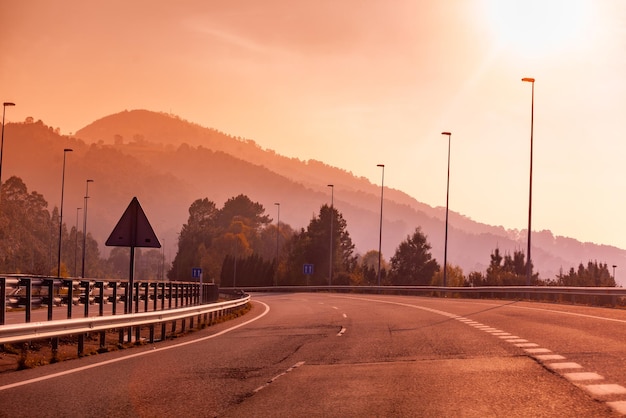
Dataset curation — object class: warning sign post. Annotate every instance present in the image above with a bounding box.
[105,197,161,317]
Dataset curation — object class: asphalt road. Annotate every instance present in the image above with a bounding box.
[1,293,626,417]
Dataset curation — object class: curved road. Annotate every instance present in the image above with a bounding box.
[1,293,626,417]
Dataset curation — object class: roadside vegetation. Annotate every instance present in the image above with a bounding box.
[0,176,615,288]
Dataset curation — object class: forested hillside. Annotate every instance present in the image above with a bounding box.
[1,111,624,283]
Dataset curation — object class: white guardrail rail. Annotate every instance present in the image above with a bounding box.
[0,295,250,345]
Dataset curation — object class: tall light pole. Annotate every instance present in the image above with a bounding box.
[57,148,73,277]
[377,164,385,286]
[74,207,82,277]
[274,202,280,286]
[613,265,617,282]
[81,179,93,278]
[441,132,452,288]
[327,184,334,286]
[522,77,535,286]
[0,102,16,187]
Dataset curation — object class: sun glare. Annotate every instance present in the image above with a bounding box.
[483,0,591,56]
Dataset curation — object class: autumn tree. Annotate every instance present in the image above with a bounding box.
[388,227,439,286]
[554,261,615,287]
[169,195,273,283]
[359,250,388,285]
[168,198,218,281]
[0,176,54,275]
[484,248,537,285]
[431,264,465,287]
[284,204,356,285]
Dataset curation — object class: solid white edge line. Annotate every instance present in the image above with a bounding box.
[0,300,271,392]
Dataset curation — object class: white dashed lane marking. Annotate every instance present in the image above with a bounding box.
[546,362,583,370]
[565,372,604,382]
[453,315,626,415]
[253,361,305,393]
[586,384,626,396]
[339,296,626,415]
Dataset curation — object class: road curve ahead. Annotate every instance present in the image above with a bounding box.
[1,293,624,417]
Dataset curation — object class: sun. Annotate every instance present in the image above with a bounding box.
[482,0,591,56]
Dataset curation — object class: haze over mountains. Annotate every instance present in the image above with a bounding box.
[5,110,625,285]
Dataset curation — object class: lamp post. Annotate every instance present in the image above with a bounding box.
[57,148,73,277]
[74,207,82,277]
[441,132,452,288]
[81,179,94,278]
[613,265,617,282]
[0,102,16,187]
[274,202,280,286]
[327,184,334,286]
[377,164,385,286]
[522,77,535,286]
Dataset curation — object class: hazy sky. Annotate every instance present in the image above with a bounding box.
[3,1,626,249]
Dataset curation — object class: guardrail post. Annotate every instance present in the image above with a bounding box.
[96,281,104,316]
[122,282,127,314]
[64,279,73,319]
[79,280,90,357]
[143,282,149,312]
[97,281,105,350]
[81,280,90,318]
[134,282,140,313]
[19,278,32,323]
[44,279,54,321]
[0,277,5,325]
[109,281,117,314]
[167,282,172,309]
[152,283,157,311]
[160,282,165,311]
[78,335,84,357]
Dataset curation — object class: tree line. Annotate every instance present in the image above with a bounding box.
[0,177,616,288]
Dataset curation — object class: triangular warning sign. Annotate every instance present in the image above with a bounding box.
[105,197,161,248]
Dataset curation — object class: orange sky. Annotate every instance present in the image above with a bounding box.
[2,1,626,250]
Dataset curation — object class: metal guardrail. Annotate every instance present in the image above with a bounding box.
[1,276,219,325]
[0,295,250,345]
[226,284,626,298]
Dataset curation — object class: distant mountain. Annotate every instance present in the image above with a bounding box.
[4,110,625,284]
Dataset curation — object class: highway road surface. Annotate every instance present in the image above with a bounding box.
[1,292,626,417]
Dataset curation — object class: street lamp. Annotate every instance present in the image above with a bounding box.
[57,148,73,277]
[74,208,83,276]
[441,132,452,288]
[327,184,334,286]
[522,77,535,286]
[74,207,82,276]
[0,102,16,187]
[613,265,617,282]
[274,202,280,286]
[82,179,94,278]
[377,164,385,286]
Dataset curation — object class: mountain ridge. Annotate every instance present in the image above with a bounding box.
[3,110,624,284]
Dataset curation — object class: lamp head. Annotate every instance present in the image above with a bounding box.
[441,132,451,136]
[522,77,535,83]
[377,164,384,168]
[3,102,15,107]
